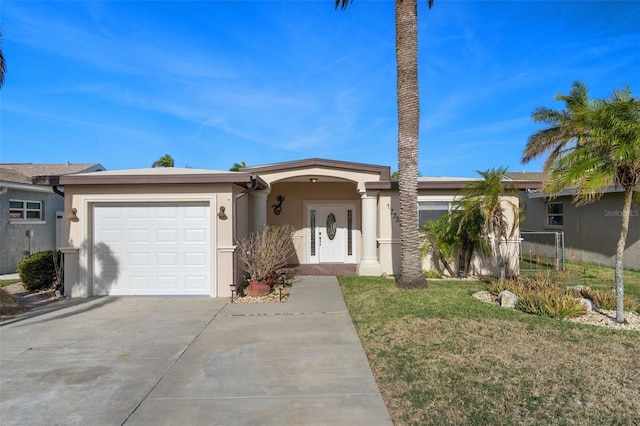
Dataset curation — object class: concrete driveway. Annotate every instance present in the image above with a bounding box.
[0,276,392,426]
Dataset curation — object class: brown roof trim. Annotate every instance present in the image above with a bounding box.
[242,158,391,180]
[510,180,545,190]
[367,181,473,190]
[366,179,545,191]
[49,172,268,189]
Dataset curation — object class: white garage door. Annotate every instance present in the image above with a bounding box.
[93,203,211,296]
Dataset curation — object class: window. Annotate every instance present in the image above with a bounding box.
[546,202,563,227]
[9,200,43,221]
[418,202,451,229]
[310,209,316,256]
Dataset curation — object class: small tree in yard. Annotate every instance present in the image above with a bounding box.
[523,81,640,323]
[457,168,521,279]
[421,204,488,278]
[421,215,457,277]
[238,224,295,297]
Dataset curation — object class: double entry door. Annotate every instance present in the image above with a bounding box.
[308,204,355,264]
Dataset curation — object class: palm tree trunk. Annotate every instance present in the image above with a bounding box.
[496,233,506,280]
[395,0,426,288]
[614,187,633,323]
[438,251,456,277]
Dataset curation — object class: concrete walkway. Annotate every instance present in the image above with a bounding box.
[0,276,392,426]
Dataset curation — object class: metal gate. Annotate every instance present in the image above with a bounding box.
[519,231,565,272]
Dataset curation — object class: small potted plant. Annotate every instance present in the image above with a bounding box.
[238,224,295,297]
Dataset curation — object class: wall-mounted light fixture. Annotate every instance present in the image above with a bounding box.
[67,208,79,222]
[309,178,318,184]
[217,206,228,220]
[272,195,285,215]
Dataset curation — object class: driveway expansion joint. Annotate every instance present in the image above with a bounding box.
[121,302,227,425]
[148,392,381,401]
[222,311,348,317]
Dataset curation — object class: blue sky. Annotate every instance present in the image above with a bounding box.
[1,1,639,176]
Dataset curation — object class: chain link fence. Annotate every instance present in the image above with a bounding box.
[519,231,565,272]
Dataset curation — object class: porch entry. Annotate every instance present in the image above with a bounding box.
[307,203,356,264]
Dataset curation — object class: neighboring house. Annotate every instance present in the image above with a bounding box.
[507,172,640,271]
[50,158,535,298]
[0,163,105,274]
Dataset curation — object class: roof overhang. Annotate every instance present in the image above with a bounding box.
[526,185,624,199]
[242,158,391,181]
[43,169,268,189]
[0,181,55,193]
[366,179,544,191]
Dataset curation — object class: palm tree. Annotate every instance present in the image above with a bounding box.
[421,206,487,278]
[453,204,489,277]
[523,81,591,167]
[421,214,457,277]
[152,154,175,168]
[337,0,434,288]
[229,161,247,172]
[523,82,640,323]
[457,167,521,279]
[0,28,6,88]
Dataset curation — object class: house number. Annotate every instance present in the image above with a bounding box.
[389,206,400,224]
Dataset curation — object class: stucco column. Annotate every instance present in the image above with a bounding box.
[60,246,81,297]
[251,190,270,232]
[358,190,382,276]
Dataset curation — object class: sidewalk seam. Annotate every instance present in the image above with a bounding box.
[121,302,229,425]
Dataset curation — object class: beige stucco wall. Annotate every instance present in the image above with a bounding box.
[62,183,238,298]
[522,192,640,271]
[377,189,521,278]
[262,181,361,264]
[257,167,381,193]
[377,189,400,276]
[234,191,251,285]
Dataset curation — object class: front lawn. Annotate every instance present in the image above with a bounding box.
[338,276,640,426]
[0,279,20,288]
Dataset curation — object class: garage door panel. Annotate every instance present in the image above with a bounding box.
[129,207,153,219]
[157,253,178,266]
[128,276,151,290]
[157,276,178,289]
[93,203,212,296]
[185,205,207,219]
[185,276,206,290]
[129,229,150,242]
[129,253,150,266]
[157,208,178,218]
[184,252,206,266]
[156,229,178,242]
[99,229,122,243]
[185,229,206,242]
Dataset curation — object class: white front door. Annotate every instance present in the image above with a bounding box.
[308,204,355,264]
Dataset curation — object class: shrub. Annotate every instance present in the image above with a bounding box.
[423,270,441,279]
[490,275,587,319]
[519,292,587,319]
[489,275,557,297]
[238,224,295,285]
[17,250,60,291]
[579,288,639,312]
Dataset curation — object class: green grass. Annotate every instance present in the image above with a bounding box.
[0,279,20,288]
[338,276,640,426]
